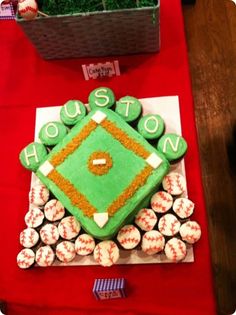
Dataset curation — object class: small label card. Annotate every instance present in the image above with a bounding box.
[82,60,120,80]
[0,2,15,20]
[93,278,126,300]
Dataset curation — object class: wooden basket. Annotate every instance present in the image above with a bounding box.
[16,1,160,60]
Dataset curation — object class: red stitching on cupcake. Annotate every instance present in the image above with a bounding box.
[29,188,35,204]
[120,237,139,245]
[165,176,173,194]
[158,191,172,203]
[95,244,102,264]
[63,241,74,254]
[184,204,193,217]
[38,186,45,204]
[78,236,93,245]
[143,234,163,242]
[44,248,52,266]
[151,201,166,212]
[68,217,78,234]
[186,222,200,231]
[107,242,116,264]
[167,243,177,261]
[159,216,167,233]
[45,200,64,221]
[20,230,26,246]
[178,240,186,256]
[176,174,184,193]
[29,229,36,246]
[59,221,67,239]
[119,226,135,234]
[76,246,92,253]
[170,219,179,235]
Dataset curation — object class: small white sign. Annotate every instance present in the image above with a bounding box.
[82,60,120,80]
[0,3,15,19]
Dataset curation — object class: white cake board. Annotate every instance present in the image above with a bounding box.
[33,96,194,266]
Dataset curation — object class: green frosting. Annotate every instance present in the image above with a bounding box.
[36,109,169,240]
[19,142,48,171]
[137,114,165,139]
[39,121,68,146]
[88,87,115,110]
[157,133,188,162]
[60,100,86,126]
[115,96,142,122]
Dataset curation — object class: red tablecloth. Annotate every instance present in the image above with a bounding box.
[0,1,217,314]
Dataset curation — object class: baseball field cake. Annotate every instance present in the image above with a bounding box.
[18,87,202,268]
[19,88,170,240]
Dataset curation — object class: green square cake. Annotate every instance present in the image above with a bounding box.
[23,109,169,239]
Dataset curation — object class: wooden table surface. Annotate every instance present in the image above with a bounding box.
[183,1,236,314]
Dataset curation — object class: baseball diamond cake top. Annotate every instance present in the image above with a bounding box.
[20,107,170,240]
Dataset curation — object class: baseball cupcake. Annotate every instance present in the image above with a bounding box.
[94,240,119,267]
[58,216,81,240]
[40,223,59,245]
[179,221,201,244]
[25,207,44,228]
[158,213,180,237]
[36,245,55,267]
[173,197,194,219]
[162,172,186,196]
[150,191,173,213]
[141,230,165,255]
[75,234,95,256]
[44,199,65,222]
[29,184,49,207]
[164,238,187,262]
[117,224,141,249]
[17,248,35,269]
[20,227,39,248]
[56,241,76,263]
[135,209,157,231]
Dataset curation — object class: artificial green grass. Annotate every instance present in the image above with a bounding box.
[42,0,157,16]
